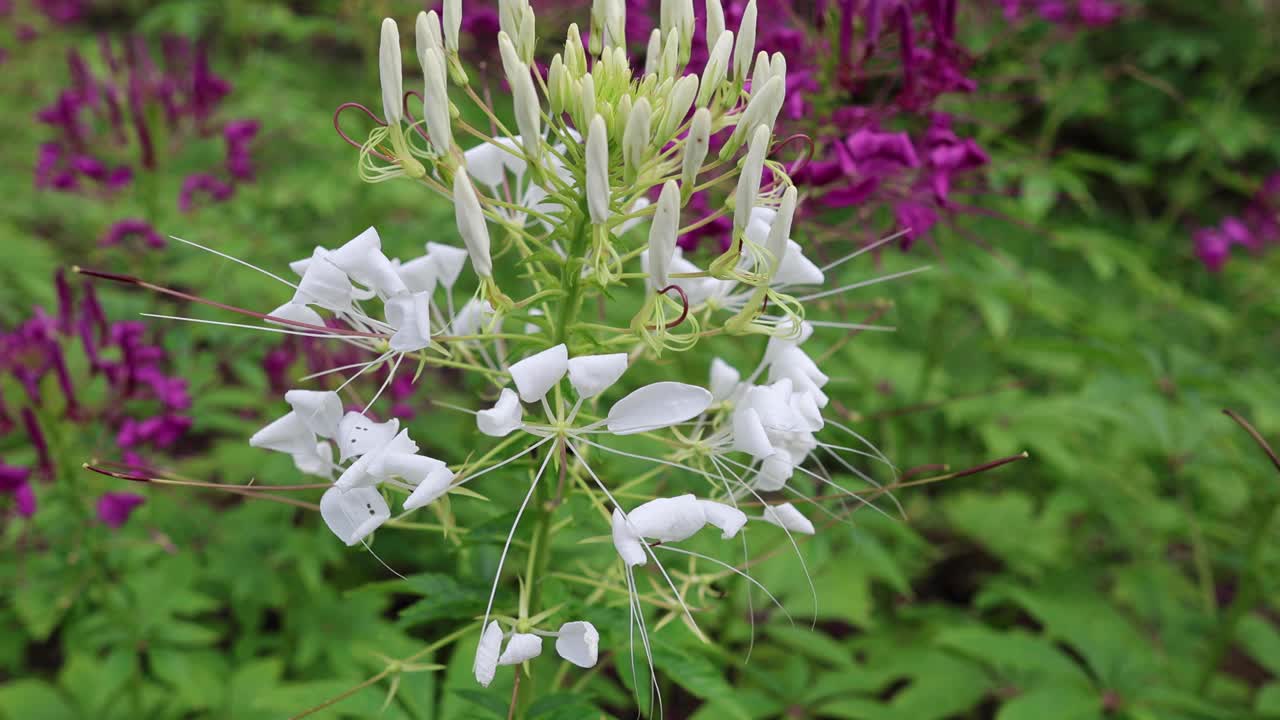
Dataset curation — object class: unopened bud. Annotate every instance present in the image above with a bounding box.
[444,0,461,53]
[681,108,711,201]
[497,32,521,85]
[565,23,587,77]
[510,61,541,162]
[734,125,770,234]
[644,29,662,77]
[605,0,626,50]
[697,30,732,108]
[659,27,680,80]
[423,49,454,156]
[548,54,567,114]
[648,180,680,288]
[578,73,597,130]
[623,97,652,179]
[379,19,404,125]
[766,185,797,271]
[453,170,493,278]
[720,75,782,159]
[417,11,443,60]
[656,74,698,141]
[733,0,757,83]
[586,115,610,224]
[750,50,771,92]
[517,7,535,63]
[706,0,726,52]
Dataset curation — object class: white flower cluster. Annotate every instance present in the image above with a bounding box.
[178,0,908,704]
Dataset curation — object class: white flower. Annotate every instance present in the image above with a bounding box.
[567,353,629,399]
[284,390,343,438]
[426,242,469,291]
[761,502,815,535]
[606,382,713,435]
[325,227,408,299]
[474,621,503,687]
[497,633,543,665]
[709,357,741,402]
[385,291,433,352]
[477,388,524,437]
[509,344,569,402]
[336,412,400,462]
[293,252,355,313]
[555,621,600,668]
[319,486,390,546]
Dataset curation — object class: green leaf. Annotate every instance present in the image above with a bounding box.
[0,680,77,720]
[651,641,752,719]
[1237,615,1280,676]
[996,685,1101,720]
[1021,171,1058,221]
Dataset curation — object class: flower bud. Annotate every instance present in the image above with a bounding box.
[751,49,771,91]
[379,19,403,125]
[770,51,788,88]
[647,181,681,289]
[586,115,610,224]
[644,28,662,77]
[497,32,521,86]
[705,0,726,52]
[623,97,652,179]
[697,30,732,108]
[548,54,567,114]
[656,74,698,141]
[511,63,541,162]
[416,11,443,63]
[605,0,626,50]
[443,0,461,53]
[672,0,695,66]
[734,125,770,234]
[578,73,596,130]
[733,0,757,84]
[517,6,536,62]
[720,75,782,159]
[422,49,453,156]
[565,23,587,78]
[766,185,797,272]
[453,169,493,277]
[681,108,711,200]
[659,27,680,80]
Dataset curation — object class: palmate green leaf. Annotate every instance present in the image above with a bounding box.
[0,680,77,720]
[651,640,753,719]
[1256,683,1280,716]
[1237,615,1280,677]
[148,648,229,711]
[527,692,604,718]
[690,688,782,720]
[941,491,1080,577]
[935,625,1093,688]
[995,685,1102,720]
[58,650,137,718]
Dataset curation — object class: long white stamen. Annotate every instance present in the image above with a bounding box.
[795,266,932,301]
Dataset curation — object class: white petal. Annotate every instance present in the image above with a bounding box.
[474,621,503,687]
[375,452,446,484]
[451,298,493,336]
[555,621,599,668]
[396,255,438,295]
[288,247,325,277]
[385,291,433,352]
[611,507,647,567]
[335,451,380,490]
[509,344,569,402]
[790,390,824,432]
[403,466,455,510]
[293,254,354,313]
[320,486,390,546]
[731,407,775,460]
[464,136,526,190]
[699,500,748,539]
[336,412,400,462]
[327,227,408,298]
[285,390,344,439]
[497,633,543,665]
[753,451,794,492]
[709,357,741,402]
[627,494,708,543]
[606,382,712,435]
[292,441,333,479]
[761,502,815,535]
[267,302,326,329]
[249,412,316,456]
[567,353,628,399]
[773,239,825,286]
[426,242,469,289]
[477,388,523,437]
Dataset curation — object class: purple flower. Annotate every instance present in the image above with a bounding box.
[21,408,53,477]
[14,481,36,517]
[178,173,234,212]
[96,492,146,528]
[1194,227,1231,272]
[100,218,165,249]
[895,201,940,248]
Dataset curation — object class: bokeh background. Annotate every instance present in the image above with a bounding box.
[2,1,1280,718]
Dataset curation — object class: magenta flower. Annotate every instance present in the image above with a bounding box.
[0,462,35,519]
[96,492,146,528]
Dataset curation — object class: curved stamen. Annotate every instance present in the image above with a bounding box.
[773,133,815,177]
[652,284,690,330]
[333,101,394,162]
[402,90,433,143]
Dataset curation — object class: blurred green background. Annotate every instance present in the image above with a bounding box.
[2,1,1280,718]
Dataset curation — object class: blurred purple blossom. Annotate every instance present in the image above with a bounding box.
[96,492,146,528]
[1193,174,1280,272]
